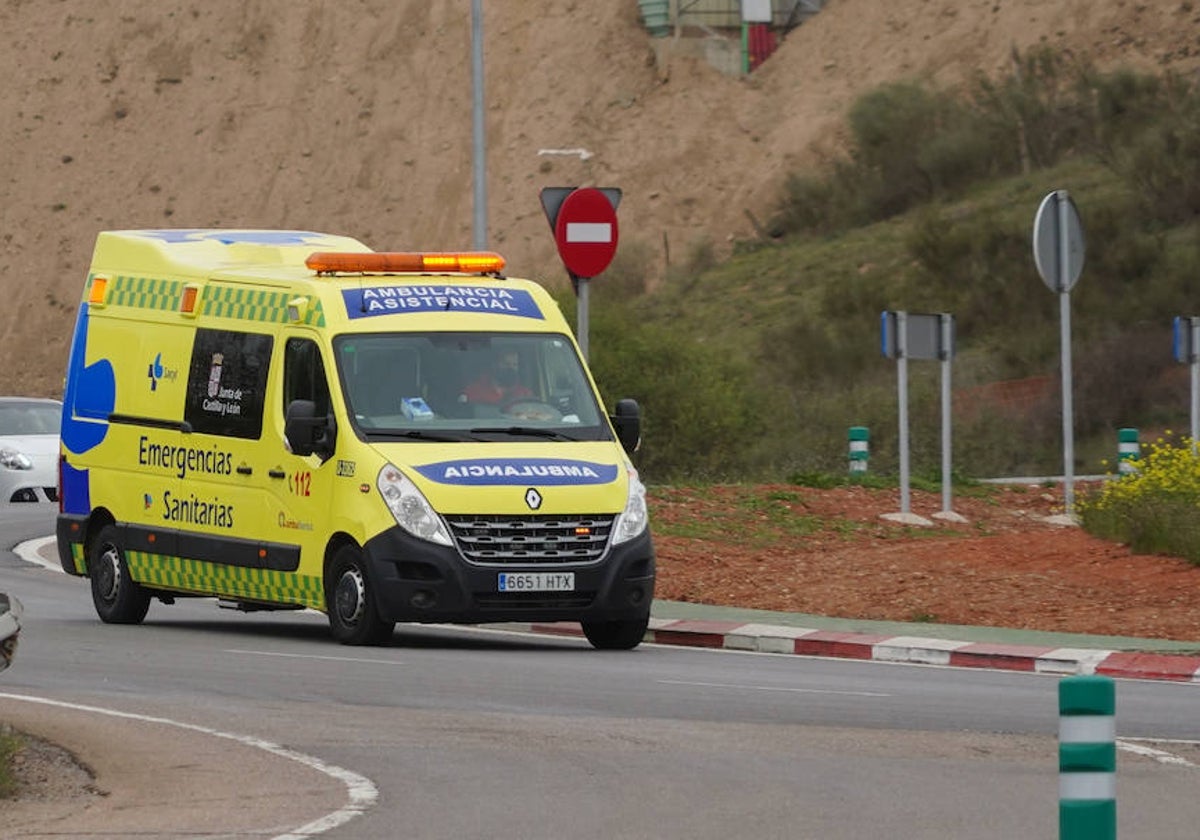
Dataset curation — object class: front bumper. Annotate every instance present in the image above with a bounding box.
[362,526,655,624]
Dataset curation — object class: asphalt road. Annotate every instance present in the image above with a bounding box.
[2,505,1199,839]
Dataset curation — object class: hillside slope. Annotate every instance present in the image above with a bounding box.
[2,0,1198,397]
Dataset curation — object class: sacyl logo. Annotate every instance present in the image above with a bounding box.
[146,352,177,391]
[148,353,164,391]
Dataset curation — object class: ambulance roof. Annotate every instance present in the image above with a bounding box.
[89,229,372,279]
[84,229,561,333]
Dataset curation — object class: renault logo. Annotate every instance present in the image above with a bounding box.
[524,488,542,510]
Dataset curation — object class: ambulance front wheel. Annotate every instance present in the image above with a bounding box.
[89,525,151,625]
[326,545,394,646]
[581,615,650,651]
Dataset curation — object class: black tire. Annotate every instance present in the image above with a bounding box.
[326,545,394,646]
[88,525,151,625]
[581,615,649,650]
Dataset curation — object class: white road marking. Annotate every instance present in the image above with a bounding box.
[658,678,890,697]
[14,535,58,572]
[0,692,377,838]
[226,648,402,665]
[1118,738,1199,767]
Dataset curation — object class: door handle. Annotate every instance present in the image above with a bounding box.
[236,464,253,476]
[268,468,286,479]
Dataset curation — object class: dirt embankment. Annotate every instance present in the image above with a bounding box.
[3,1,1199,397]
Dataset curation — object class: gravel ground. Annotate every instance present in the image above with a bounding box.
[2,725,100,806]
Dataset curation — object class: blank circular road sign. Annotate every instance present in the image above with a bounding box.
[1033,189,1085,293]
[553,188,619,279]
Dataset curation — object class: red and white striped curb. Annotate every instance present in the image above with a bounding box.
[21,537,1198,682]
[513,617,1200,682]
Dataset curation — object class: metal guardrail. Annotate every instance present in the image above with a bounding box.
[0,592,22,674]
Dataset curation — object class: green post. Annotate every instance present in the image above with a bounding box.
[1117,428,1139,475]
[741,22,749,75]
[1059,675,1116,840]
[848,426,869,476]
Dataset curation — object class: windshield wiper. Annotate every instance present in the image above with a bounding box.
[368,429,471,442]
[469,426,580,441]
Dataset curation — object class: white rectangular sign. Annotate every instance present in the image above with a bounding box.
[566,222,612,243]
[742,0,772,23]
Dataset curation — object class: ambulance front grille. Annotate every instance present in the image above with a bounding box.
[446,514,614,566]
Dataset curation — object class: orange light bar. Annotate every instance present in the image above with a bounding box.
[305,251,506,275]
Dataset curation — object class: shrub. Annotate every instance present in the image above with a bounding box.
[846,81,966,219]
[968,46,1096,170]
[769,172,844,236]
[584,298,769,482]
[1078,432,1200,563]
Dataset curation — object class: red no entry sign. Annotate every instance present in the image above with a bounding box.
[551,187,619,279]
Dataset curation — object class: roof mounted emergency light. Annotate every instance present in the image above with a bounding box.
[305,251,506,275]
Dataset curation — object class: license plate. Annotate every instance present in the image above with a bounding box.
[497,572,575,592]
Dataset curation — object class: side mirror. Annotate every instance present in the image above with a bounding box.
[285,399,336,460]
[610,398,641,455]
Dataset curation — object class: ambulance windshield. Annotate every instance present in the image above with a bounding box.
[335,332,611,441]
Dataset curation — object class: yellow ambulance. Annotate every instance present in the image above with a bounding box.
[56,230,654,649]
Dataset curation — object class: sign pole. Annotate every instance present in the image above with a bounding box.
[940,313,953,516]
[897,311,911,515]
[577,275,590,361]
[1192,319,1199,454]
[1057,195,1076,514]
[879,310,942,525]
[470,0,488,250]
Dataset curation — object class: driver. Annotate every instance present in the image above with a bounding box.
[460,349,533,406]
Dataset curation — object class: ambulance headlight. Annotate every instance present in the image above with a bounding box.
[0,448,33,471]
[377,465,451,546]
[612,467,648,546]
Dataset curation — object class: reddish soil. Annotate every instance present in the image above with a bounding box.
[649,483,1200,642]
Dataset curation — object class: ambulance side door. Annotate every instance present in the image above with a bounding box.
[174,327,282,597]
[266,334,343,598]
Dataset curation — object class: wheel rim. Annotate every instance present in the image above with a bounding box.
[95,545,121,603]
[334,567,366,627]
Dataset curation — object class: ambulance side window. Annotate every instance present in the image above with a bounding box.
[544,338,583,417]
[283,338,331,418]
[184,328,272,439]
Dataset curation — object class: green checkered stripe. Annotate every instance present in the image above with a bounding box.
[124,551,325,610]
[202,285,326,326]
[100,274,184,311]
[90,274,327,327]
[70,542,87,575]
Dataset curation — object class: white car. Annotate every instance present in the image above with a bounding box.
[0,396,62,503]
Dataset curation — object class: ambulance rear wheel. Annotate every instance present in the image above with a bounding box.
[581,615,649,650]
[327,545,394,646]
[89,525,151,625]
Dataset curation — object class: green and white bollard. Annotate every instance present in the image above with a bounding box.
[1059,675,1116,840]
[1117,428,1139,475]
[848,426,869,475]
